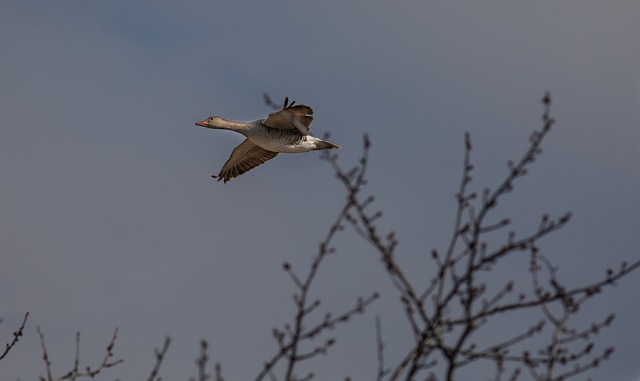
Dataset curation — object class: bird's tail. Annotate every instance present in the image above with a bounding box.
[315,140,341,150]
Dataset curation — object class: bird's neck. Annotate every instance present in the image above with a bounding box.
[210,118,253,133]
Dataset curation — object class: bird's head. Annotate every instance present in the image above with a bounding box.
[195,116,229,129]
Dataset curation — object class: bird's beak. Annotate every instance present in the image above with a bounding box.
[195,120,209,127]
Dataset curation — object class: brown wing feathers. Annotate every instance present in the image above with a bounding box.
[213,139,279,183]
[263,97,314,134]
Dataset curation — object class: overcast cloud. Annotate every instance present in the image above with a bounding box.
[1,1,639,380]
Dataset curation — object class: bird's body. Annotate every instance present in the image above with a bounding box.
[196,97,340,183]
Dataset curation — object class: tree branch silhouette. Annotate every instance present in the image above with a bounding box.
[321,92,640,381]
[0,312,28,361]
[255,177,379,381]
[146,336,171,381]
[36,326,123,381]
[17,93,640,381]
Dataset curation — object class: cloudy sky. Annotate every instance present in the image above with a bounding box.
[1,1,639,380]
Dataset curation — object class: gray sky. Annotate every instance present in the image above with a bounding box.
[1,1,639,380]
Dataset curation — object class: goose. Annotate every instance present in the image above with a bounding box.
[195,97,340,183]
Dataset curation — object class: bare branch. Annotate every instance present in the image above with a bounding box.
[0,311,28,361]
[37,327,123,381]
[255,153,379,380]
[190,339,212,381]
[375,316,391,381]
[147,336,171,381]
[323,92,640,381]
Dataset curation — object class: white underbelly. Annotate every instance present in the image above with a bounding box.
[249,135,317,153]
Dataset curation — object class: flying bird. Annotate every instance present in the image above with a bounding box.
[196,97,340,183]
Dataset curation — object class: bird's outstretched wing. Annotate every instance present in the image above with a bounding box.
[262,96,313,135]
[213,139,278,183]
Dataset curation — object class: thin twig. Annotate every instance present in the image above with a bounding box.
[375,316,390,381]
[36,327,123,381]
[147,336,171,381]
[0,312,28,361]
